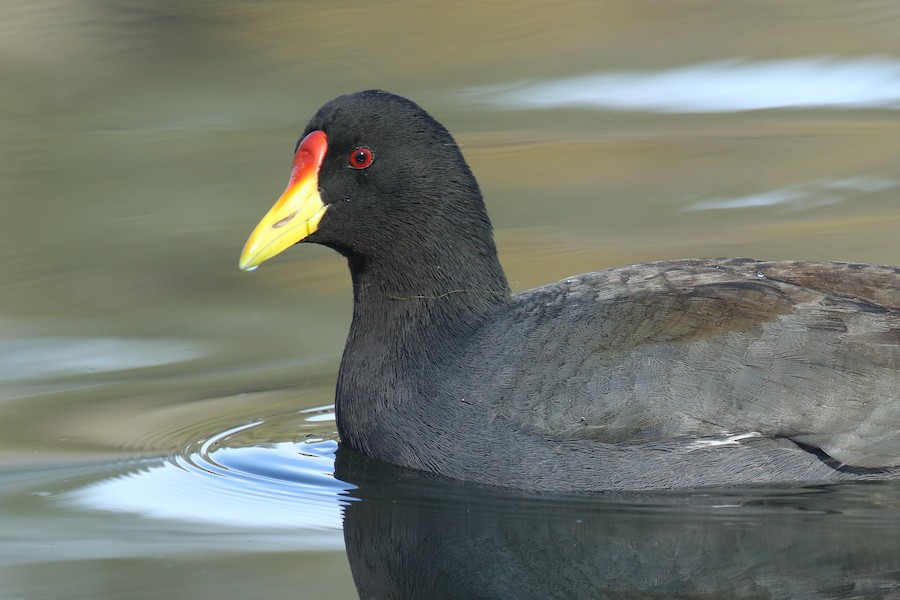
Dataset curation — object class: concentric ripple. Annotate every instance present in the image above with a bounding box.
[66,416,355,540]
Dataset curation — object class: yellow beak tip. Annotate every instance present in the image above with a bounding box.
[239,259,259,272]
[238,242,262,271]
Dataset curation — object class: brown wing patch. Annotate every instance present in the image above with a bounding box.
[592,281,797,355]
[759,261,899,309]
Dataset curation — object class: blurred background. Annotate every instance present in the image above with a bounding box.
[2,2,899,598]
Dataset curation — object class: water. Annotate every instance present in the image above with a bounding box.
[475,57,900,111]
[3,2,900,598]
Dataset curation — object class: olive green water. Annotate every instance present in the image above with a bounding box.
[2,2,900,599]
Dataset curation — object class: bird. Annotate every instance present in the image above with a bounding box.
[240,90,899,491]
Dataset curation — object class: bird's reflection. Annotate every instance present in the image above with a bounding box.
[335,446,900,599]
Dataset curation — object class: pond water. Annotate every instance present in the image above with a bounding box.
[2,2,900,598]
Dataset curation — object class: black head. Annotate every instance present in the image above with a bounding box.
[240,90,495,270]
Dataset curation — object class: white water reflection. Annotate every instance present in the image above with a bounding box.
[685,176,898,212]
[475,57,900,112]
[66,432,349,541]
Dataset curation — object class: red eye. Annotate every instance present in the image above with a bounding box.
[349,146,374,169]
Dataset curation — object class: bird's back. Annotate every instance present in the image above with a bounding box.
[468,258,899,469]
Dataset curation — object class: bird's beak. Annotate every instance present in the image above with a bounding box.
[239,130,329,270]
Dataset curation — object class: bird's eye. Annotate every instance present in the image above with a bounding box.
[349,146,374,169]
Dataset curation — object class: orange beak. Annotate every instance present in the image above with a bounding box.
[239,130,329,270]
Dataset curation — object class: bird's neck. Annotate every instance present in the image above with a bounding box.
[334,233,509,455]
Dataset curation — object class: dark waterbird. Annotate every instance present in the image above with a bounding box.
[240,90,899,491]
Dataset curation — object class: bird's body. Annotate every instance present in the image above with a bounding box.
[241,90,899,491]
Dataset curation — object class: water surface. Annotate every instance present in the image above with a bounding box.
[2,2,900,598]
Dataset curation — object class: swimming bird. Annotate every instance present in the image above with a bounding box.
[240,90,899,491]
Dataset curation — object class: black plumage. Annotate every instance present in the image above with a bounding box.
[242,90,899,490]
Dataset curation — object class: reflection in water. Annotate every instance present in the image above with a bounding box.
[67,421,351,536]
[685,176,898,212]
[475,57,900,112]
[337,448,900,599]
[66,419,900,599]
[0,335,208,384]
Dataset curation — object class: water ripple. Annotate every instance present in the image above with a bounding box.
[66,419,352,540]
